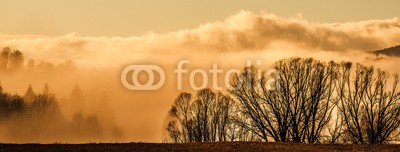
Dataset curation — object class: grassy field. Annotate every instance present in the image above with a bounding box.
[0,142,399,152]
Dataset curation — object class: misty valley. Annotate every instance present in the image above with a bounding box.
[0,47,122,143]
[1,47,400,145]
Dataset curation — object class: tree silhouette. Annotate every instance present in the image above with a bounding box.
[29,84,60,118]
[23,84,36,103]
[229,66,273,142]
[336,63,400,144]
[167,88,235,142]
[0,47,11,71]
[69,83,87,112]
[0,82,3,93]
[169,92,193,142]
[230,58,337,143]
[273,58,337,143]
[167,57,400,144]
[0,82,25,120]
[0,48,24,72]
[71,84,84,101]
[9,50,24,71]
[26,59,36,71]
[0,82,122,142]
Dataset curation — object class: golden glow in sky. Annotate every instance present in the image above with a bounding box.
[0,0,399,36]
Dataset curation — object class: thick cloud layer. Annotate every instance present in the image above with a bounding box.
[0,11,399,68]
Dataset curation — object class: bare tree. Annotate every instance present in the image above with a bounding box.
[230,105,263,141]
[167,89,235,143]
[166,120,182,143]
[337,63,400,144]
[166,57,400,144]
[273,58,337,143]
[230,66,274,141]
[168,92,193,142]
[230,58,337,143]
[191,89,215,142]
[326,108,345,143]
[211,93,233,141]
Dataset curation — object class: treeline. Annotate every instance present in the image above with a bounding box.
[0,47,76,73]
[0,83,122,142]
[166,58,400,144]
[0,83,60,121]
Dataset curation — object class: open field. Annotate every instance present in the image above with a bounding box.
[0,142,399,152]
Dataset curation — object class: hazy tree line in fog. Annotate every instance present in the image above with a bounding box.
[0,47,76,73]
[166,58,400,144]
[0,83,121,141]
[0,47,124,142]
[0,83,59,123]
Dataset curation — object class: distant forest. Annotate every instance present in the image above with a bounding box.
[0,47,122,142]
[0,47,76,73]
[166,58,400,144]
[0,82,123,142]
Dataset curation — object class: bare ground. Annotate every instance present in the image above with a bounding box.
[0,142,399,152]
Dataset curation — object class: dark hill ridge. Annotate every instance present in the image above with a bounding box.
[374,45,400,57]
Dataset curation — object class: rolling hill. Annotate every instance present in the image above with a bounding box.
[374,45,400,57]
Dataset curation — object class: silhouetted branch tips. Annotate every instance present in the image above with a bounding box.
[166,57,400,144]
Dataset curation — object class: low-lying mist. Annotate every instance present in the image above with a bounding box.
[0,70,124,143]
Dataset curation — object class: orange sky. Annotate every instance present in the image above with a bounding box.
[0,0,399,36]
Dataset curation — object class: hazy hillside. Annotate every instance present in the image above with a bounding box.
[374,45,400,57]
